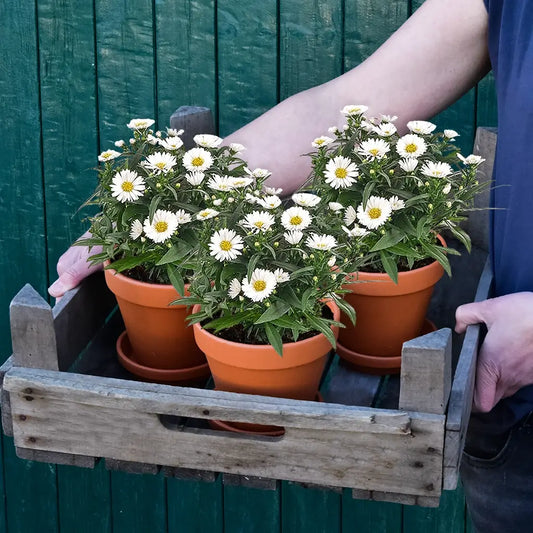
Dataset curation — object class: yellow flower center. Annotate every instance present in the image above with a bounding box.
[316,139,324,145]
[254,221,264,228]
[192,156,204,167]
[155,162,166,169]
[368,207,382,219]
[335,168,348,179]
[121,181,134,192]
[155,221,169,233]
[290,216,303,226]
[405,143,418,153]
[253,280,267,292]
[220,240,232,251]
[369,148,379,156]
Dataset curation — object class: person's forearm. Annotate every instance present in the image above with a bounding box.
[226,0,490,193]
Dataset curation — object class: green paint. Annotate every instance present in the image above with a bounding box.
[167,475,223,533]
[281,481,341,533]
[155,0,217,130]
[217,0,278,136]
[342,492,402,532]
[476,72,498,128]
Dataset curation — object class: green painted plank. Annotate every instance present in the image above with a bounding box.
[217,0,278,136]
[0,0,47,358]
[342,490,402,532]
[57,462,111,533]
[224,484,280,533]
[167,476,223,533]
[111,471,167,532]
[476,72,498,128]
[0,433,5,532]
[344,0,408,71]
[402,487,467,533]
[155,0,216,130]
[38,0,100,282]
[3,439,58,533]
[281,481,340,533]
[279,0,343,100]
[95,0,156,146]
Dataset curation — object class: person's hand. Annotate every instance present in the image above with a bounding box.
[48,231,103,300]
[455,292,533,412]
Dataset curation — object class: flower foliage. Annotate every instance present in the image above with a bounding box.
[306,106,486,282]
[181,174,357,356]
[76,120,250,290]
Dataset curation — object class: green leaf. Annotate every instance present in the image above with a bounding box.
[255,300,291,324]
[272,315,303,331]
[379,250,399,284]
[332,296,356,326]
[369,228,404,252]
[446,223,472,253]
[420,241,452,276]
[148,195,162,222]
[362,181,375,207]
[264,323,284,356]
[157,240,193,266]
[304,314,337,349]
[204,310,258,332]
[166,264,186,297]
[108,251,157,272]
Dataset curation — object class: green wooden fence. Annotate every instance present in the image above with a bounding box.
[0,1,496,531]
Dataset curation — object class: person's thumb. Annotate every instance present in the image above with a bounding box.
[472,349,500,412]
[455,300,489,334]
[48,262,101,299]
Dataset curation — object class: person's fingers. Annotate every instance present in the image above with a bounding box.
[472,347,500,412]
[455,300,490,334]
[48,262,102,298]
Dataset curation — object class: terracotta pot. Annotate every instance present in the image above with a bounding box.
[337,239,445,374]
[192,301,340,401]
[104,267,207,375]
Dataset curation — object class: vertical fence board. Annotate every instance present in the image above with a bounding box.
[95,0,156,146]
[217,0,278,136]
[155,0,216,131]
[58,462,112,533]
[281,481,341,533]
[279,0,343,100]
[476,72,498,128]
[167,476,223,533]
[342,492,403,532]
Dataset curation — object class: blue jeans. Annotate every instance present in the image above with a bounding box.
[460,404,533,533]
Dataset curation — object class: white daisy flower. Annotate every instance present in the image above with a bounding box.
[229,177,254,188]
[263,186,283,195]
[175,209,192,224]
[196,208,219,220]
[341,104,368,116]
[281,206,312,231]
[159,136,184,150]
[208,175,234,191]
[396,134,427,158]
[213,198,223,206]
[245,193,258,204]
[186,171,205,186]
[245,167,271,179]
[241,211,275,233]
[328,202,344,212]
[183,147,213,172]
[130,219,143,240]
[228,278,242,299]
[306,233,337,251]
[374,123,397,137]
[114,140,125,148]
[444,129,460,139]
[127,118,155,130]
[194,134,223,148]
[98,149,121,162]
[380,114,398,123]
[284,230,304,245]
[229,142,246,153]
[342,225,369,237]
[442,183,452,195]
[457,154,485,165]
[292,193,321,207]
[328,126,340,135]
[242,269,277,302]
[273,268,290,284]
[327,256,336,268]
[407,120,436,135]
[143,210,179,243]
[209,229,244,262]
[312,136,334,148]
[399,158,419,172]
[357,196,392,229]
[344,205,357,226]
[258,195,282,210]
[358,138,390,160]
[360,120,376,132]
[166,127,183,136]
[421,161,452,178]
[389,196,405,211]
[145,152,177,174]
[324,156,359,189]
[111,170,146,202]
[146,134,158,145]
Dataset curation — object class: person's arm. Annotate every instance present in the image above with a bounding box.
[225,0,490,193]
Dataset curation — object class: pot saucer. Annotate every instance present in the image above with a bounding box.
[209,392,324,437]
[336,319,437,375]
[116,330,211,385]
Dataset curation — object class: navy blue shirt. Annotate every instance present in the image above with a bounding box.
[484,0,533,421]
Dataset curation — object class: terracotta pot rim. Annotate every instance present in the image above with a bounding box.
[104,261,183,291]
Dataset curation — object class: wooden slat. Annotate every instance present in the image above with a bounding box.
[399,328,452,415]
[105,458,159,475]
[0,357,13,437]
[15,448,95,468]
[169,106,215,150]
[223,473,278,491]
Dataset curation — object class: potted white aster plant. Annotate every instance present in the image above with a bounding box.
[305,105,485,374]
[179,172,356,427]
[77,118,252,383]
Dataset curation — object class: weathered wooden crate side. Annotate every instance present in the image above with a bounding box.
[4,367,445,499]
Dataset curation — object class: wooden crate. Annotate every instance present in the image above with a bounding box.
[0,126,497,508]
